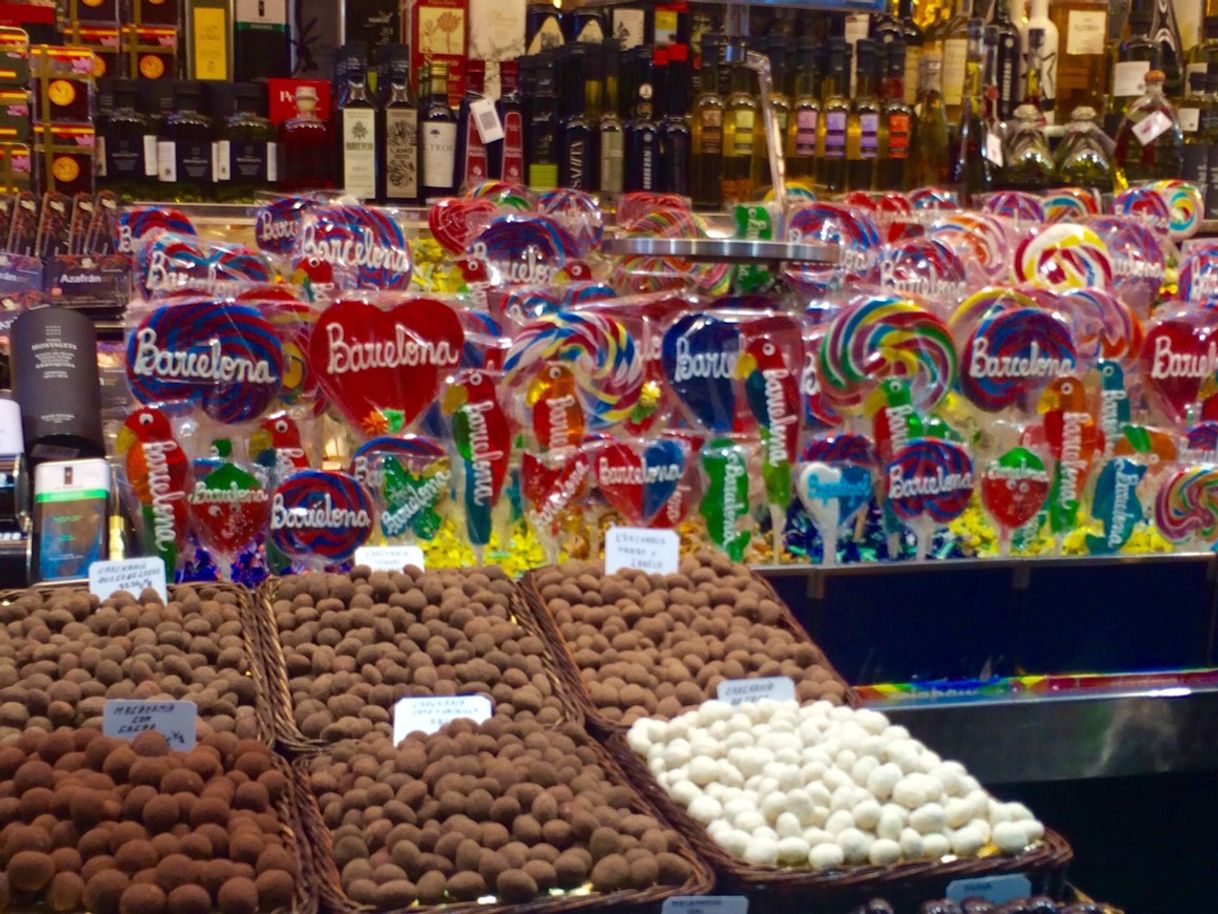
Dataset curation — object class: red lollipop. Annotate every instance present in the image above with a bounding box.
[1140,308,1218,427]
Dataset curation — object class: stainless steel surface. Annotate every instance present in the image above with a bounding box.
[879,685,1218,784]
[601,236,842,264]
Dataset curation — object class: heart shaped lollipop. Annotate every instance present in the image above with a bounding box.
[596,438,687,526]
[1140,312,1218,427]
[662,313,741,433]
[428,198,498,255]
[798,460,874,565]
[188,462,271,565]
[310,297,465,437]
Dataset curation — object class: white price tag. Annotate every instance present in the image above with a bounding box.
[394,695,492,743]
[946,874,1032,905]
[1179,107,1201,133]
[717,676,797,706]
[470,97,504,144]
[89,557,168,604]
[354,545,425,572]
[1134,110,1173,146]
[662,898,748,914]
[212,140,231,181]
[605,527,679,575]
[984,132,1004,167]
[103,700,197,751]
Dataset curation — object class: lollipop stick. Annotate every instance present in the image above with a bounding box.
[997,530,1011,558]
[821,524,838,567]
[769,505,784,562]
[473,544,485,565]
[914,528,931,562]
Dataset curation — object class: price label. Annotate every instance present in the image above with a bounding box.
[103,700,197,751]
[1134,110,1173,146]
[89,557,168,604]
[984,132,1004,167]
[394,695,493,743]
[605,527,679,575]
[354,545,425,572]
[946,874,1032,905]
[662,898,748,914]
[717,676,796,706]
[470,98,505,144]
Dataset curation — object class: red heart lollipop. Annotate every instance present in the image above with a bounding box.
[980,447,1051,532]
[188,463,270,559]
[596,443,646,524]
[310,297,465,437]
[428,198,498,255]
[1141,311,1218,427]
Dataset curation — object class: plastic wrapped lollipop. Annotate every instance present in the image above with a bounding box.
[268,469,376,571]
[698,435,758,562]
[797,455,874,567]
[884,437,975,561]
[442,369,512,564]
[187,459,272,581]
[522,446,592,565]
[349,436,452,545]
[1036,376,1102,554]
[116,406,191,578]
[979,443,1052,556]
[1155,464,1218,549]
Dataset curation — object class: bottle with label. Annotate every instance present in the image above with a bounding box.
[377,46,418,204]
[1147,0,1184,99]
[941,0,972,119]
[1049,0,1108,116]
[1055,105,1115,191]
[878,39,912,190]
[1114,69,1183,187]
[1000,103,1055,189]
[598,40,625,197]
[908,52,951,188]
[991,0,1021,121]
[215,83,276,203]
[660,43,691,195]
[457,59,491,191]
[526,0,565,54]
[950,19,993,201]
[1188,16,1218,87]
[557,46,594,190]
[96,78,156,202]
[157,81,214,203]
[847,38,882,190]
[1110,0,1160,131]
[496,60,525,185]
[786,37,820,183]
[872,0,902,46]
[420,61,459,199]
[721,52,758,203]
[234,0,289,81]
[567,7,605,44]
[278,85,334,192]
[1180,72,1209,195]
[817,37,850,193]
[691,31,725,207]
[333,44,379,200]
[624,47,660,192]
[1020,0,1059,123]
[754,33,791,192]
[900,0,925,106]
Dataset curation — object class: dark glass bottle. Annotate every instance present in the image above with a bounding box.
[691,32,724,207]
[334,44,379,200]
[624,47,660,192]
[279,85,334,192]
[377,46,418,204]
[420,61,458,200]
[156,81,214,203]
[526,0,565,54]
[847,38,881,190]
[495,61,525,184]
[567,7,605,44]
[873,0,902,46]
[457,59,491,191]
[558,45,595,190]
[215,83,276,203]
[755,33,791,191]
[991,0,1021,121]
[878,39,912,190]
[660,42,691,194]
[817,38,849,193]
[787,38,820,183]
[1000,104,1055,189]
[96,78,156,202]
[721,52,758,203]
[1148,0,1184,99]
[949,19,992,202]
[899,0,924,106]
[524,53,559,191]
[1111,0,1160,128]
[598,39,625,197]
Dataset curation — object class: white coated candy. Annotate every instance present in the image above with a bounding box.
[869,838,902,865]
[838,827,872,864]
[777,836,812,864]
[742,835,779,865]
[922,833,951,859]
[809,842,845,869]
[1022,818,1046,842]
[944,797,970,829]
[876,806,906,840]
[866,762,903,800]
[824,809,855,835]
[852,799,883,831]
[993,820,1029,853]
[909,802,948,835]
[892,775,929,810]
[776,812,803,839]
[670,780,699,806]
[899,827,925,859]
[950,825,985,856]
[688,795,723,824]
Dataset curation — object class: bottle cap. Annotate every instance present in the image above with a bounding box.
[1070,105,1097,122]
[296,85,318,102]
[1146,69,1165,82]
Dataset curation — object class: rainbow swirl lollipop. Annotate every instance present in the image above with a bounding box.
[948,286,1036,341]
[295,205,413,291]
[466,180,533,210]
[1087,215,1166,314]
[981,191,1046,223]
[787,202,882,279]
[1178,248,1218,302]
[1155,465,1218,544]
[1014,223,1112,291]
[467,214,579,282]
[926,212,1009,282]
[1058,288,1144,368]
[1042,188,1099,223]
[538,188,604,253]
[1150,180,1204,240]
[961,307,1077,412]
[1114,186,1174,236]
[818,296,958,415]
[909,187,960,210]
[503,310,643,429]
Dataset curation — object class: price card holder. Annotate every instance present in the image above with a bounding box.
[470,98,504,144]
[662,898,748,914]
[393,695,492,743]
[605,527,679,575]
[354,545,425,572]
[946,874,1031,905]
[88,557,168,603]
[716,676,796,706]
[103,699,197,751]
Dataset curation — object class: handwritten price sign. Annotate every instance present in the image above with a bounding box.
[88,557,168,603]
[103,700,197,751]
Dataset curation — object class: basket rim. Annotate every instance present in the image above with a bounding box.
[517,562,861,736]
[250,569,586,755]
[290,724,716,914]
[604,729,1074,891]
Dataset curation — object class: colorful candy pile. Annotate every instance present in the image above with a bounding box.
[110,177,1218,581]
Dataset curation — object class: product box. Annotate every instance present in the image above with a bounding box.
[120,24,175,79]
[75,24,121,79]
[0,88,29,141]
[62,0,120,23]
[186,0,231,80]
[412,0,467,105]
[290,0,341,76]
[30,46,94,124]
[0,27,29,86]
[234,0,289,81]
[34,124,94,195]
[129,0,179,26]
[266,77,331,125]
[0,142,30,192]
[0,5,54,44]
[343,0,400,58]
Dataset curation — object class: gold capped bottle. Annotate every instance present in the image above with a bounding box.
[907,52,950,187]
[691,32,725,208]
[817,37,850,193]
[722,52,758,203]
[787,37,821,183]
[879,37,912,190]
[847,38,881,190]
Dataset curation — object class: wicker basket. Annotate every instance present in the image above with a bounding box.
[518,563,860,736]
[606,731,1073,914]
[268,752,324,914]
[0,581,279,745]
[292,727,716,914]
[251,571,585,755]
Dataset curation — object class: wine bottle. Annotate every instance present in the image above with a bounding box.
[157,81,214,203]
[787,37,820,183]
[878,39,912,190]
[334,44,379,200]
[1021,0,1060,124]
[420,61,459,199]
[817,37,849,193]
[524,52,559,191]
[279,85,334,192]
[1147,0,1184,99]
[907,52,950,188]
[624,46,660,191]
[495,60,525,184]
[847,38,881,190]
[991,0,1021,121]
[1113,69,1183,187]
[659,43,691,194]
[721,52,758,203]
[216,83,277,203]
[457,59,490,191]
[558,45,595,190]
[691,32,724,207]
[951,18,993,201]
[598,39,625,198]
[377,46,418,203]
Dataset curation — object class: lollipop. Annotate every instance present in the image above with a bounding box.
[1113,186,1173,236]
[1038,376,1102,549]
[295,205,413,291]
[1140,310,1218,427]
[818,296,958,415]
[349,436,451,542]
[1155,465,1218,544]
[885,438,974,560]
[428,197,498,255]
[909,187,960,210]
[1057,288,1143,366]
[1041,188,1099,223]
[443,369,512,561]
[798,460,873,566]
[878,236,968,302]
[537,188,605,253]
[254,196,317,257]
[948,286,1035,341]
[467,214,579,284]
[188,462,271,578]
[1149,179,1204,240]
[698,437,753,561]
[249,412,311,482]
[1177,248,1218,302]
[595,437,687,526]
[961,308,1077,412]
[140,235,273,298]
[980,445,1050,555]
[1087,215,1166,315]
[617,192,692,227]
[662,312,741,433]
[269,470,375,566]
[980,191,1046,223]
[522,448,592,562]
[115,407,190,577]
[115,206,196,254]
[802,433,877,468]
[1014,223,1112,291]
[786,201,882,279]
[466,180,533,210]
[925,212,1009,283]
[504,310,643,430]
[1085,457,1147,554]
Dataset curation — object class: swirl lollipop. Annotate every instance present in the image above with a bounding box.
[1058,288,1144,367]
[909,187,960,210]
[1113,186,1173,236]
[295,205,413,292]
[466,214,579,284]
[980,191,1046,224]
[878,236,968,303]
[948,286,1035,342]
[254,196,317,257]
[428,197,498,255]
[269,470,375,567]
[961,308,1078,413]
[818,296,958,416]
[925,212,1009,283]
[1155,465,1218,545]
[538,188,604,253]
[1150,179,1204,240]
[1087,215,1166,316]
[1042,188,1099,222]
[1014,223,1113,291]
[504,310,642,430]
[787,201,882,280]
[885,438,974,560]
[466,180,533,210]
[115,206,196,254]
[1178,248,1218,302]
